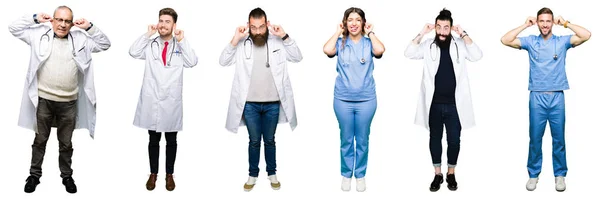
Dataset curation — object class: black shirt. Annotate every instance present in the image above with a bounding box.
[432,45,456,104]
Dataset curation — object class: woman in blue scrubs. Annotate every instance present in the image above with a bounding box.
[323,7,385,192]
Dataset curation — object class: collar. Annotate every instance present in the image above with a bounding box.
[52,30,69,39]
[344,36,365,47]
[536,34,556,42]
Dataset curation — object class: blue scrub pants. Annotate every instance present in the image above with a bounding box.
[334,98,377,178]
[528,91,567,178]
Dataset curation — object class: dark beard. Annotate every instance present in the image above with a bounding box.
[249,30,268,46]
[434,34,452,49]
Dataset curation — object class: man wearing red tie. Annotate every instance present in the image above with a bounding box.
[129,7,198,191]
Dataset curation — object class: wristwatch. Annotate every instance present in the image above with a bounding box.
[460,30,468,38]
[33,14,39,24]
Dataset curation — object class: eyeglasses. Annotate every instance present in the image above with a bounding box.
[54,18,73,25]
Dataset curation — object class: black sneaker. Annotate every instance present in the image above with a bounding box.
[24,176,40,193]
[429,174,443,192]
[446,173,458,191]
[62,177,77,193]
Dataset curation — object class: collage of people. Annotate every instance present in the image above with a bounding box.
[0,0,595,198]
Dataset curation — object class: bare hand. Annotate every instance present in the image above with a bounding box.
[336,23,344,35]
[146,24,157,37]
[268,24,286,38]
[73,18,91,29]
[452,25,464,35]
[36,13,51,23]
[525,16,536,27]
[421,23,435,35]
[234,25,249,42]
[365,22,373,33]
[554,16,566,26]
[174,29,184,42]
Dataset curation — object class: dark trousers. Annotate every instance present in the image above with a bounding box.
[148,130,178,174]
[429,103,462,167]
[30,97,77,178]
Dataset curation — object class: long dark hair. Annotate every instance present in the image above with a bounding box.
[341,7,366,50]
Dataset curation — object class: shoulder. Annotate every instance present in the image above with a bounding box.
[519,34,537,41]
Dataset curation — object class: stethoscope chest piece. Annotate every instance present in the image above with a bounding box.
[360,58,366,64]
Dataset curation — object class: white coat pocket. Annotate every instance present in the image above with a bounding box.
[74,45,92,65]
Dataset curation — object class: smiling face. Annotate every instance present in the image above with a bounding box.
[435,19,451,41]
[345,12,364,37]
[158,14,175,38]
[52,8,73,38]
[537,13,553,37]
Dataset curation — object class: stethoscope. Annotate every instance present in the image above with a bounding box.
[39,29,77,57]
[150,36,177,66]
[341,38,367,65]
[429,36,460,64]
[534,38,559,60]
[244,37,271,68]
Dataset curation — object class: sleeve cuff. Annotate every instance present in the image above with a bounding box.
[283,37,294,45]
[86,25,99,35]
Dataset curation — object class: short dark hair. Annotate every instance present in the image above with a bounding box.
[435,8,453,26]
[159,8,178,23]
[537,7,553,18]
[248,7,267,22]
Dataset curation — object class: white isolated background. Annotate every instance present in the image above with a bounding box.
[0,0,597,199]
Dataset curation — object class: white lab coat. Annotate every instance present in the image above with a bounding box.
[219,34,303,133]
[9,15,111,138]
[129,34,198,132]
[404,37,482,130]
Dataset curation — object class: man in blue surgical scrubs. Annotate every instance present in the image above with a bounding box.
[500,7,591,192]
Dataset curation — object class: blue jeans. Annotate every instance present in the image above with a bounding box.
[243,101,280,177]
[429,103,461,168]
[528,91,567,178]
[334,98,377,178]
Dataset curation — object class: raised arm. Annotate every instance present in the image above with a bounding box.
[269,24,302,63]
[452,25,482,61]
[500,16,535,49]
[8,13,51,45]
[555,16,591,47]
[323,23,343,58]
[219,25,247,66]
[174,29,198,68]
[404,23,434,59]
[73,18,111,53]
[129,25,156,60]
[365,22,384,58]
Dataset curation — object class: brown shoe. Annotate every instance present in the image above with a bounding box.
[166,174,176,191]
[146,173,157,191]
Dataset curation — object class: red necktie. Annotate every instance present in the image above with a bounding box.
[162,41,169,66]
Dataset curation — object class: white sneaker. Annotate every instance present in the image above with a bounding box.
[526,178,538,191]
[244,176,257,192]
[341,177,351,192]
[356,177,366,192]
[268,175,281,190]
[555,176,566,192]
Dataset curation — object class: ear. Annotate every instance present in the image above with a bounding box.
[267,20,271,27]
[173,23,177,30]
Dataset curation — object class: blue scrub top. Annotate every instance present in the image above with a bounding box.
[519,34,573,91]
[332,37,377,101]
